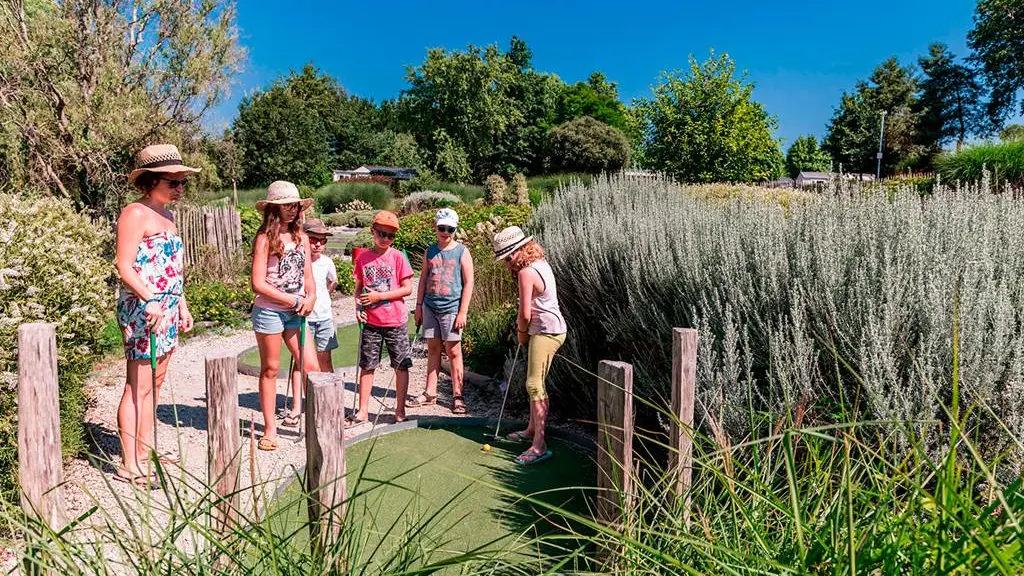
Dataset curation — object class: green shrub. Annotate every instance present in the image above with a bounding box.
[511,173,529,205]
[331,256,356,295]
[935,139,1024,189]
[316,182,393,214]
[345,229,375,253]
[394,204,532,270]
[0,192,113,501]
[322,210,375,228]
[533,175,1024,475]
[238,205,262,251]
[400,191,460,214]
[462,302,516,375]
[435,182,485,203]
[545,116,631,174]
[183,278,253,325]
[527,173,595,202]
[485,175,507,204]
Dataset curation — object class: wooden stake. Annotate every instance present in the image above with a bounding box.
[669,328,698,524]
[596,360,633,530]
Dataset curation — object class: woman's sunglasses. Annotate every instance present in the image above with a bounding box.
[373,227,396,240]
[159,177,188,189]
[436,225,456,234]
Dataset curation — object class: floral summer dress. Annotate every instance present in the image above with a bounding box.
[117,231,184,360]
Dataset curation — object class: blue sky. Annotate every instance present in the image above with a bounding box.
[211,0,983,146]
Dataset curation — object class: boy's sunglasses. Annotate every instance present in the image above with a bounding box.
[159,177,188,189]
[436,225,456,234]
[373,227,396,240]
[309,236,328,245]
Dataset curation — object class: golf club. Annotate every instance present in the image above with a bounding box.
[293,316,308,444]
[149,328,158,462]
[484,341,522,441]
[373,321,422,411]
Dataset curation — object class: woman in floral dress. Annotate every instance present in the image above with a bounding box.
[113,144,199,487]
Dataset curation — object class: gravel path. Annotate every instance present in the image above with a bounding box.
[51,267,511,570]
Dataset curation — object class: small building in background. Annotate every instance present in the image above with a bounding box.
[332,165,418,182]
[797,171,876,188]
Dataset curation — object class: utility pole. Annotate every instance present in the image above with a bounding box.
[876,110,887,180]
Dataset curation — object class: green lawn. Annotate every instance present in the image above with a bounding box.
[239,314,417,370]
[264,426,595,572]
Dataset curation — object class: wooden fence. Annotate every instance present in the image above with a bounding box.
[16,322,697,568]
[173,206,243,273]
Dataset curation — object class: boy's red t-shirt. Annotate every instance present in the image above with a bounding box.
[354,247,413,327]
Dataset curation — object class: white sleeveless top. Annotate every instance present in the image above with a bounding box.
[527,259,566,335]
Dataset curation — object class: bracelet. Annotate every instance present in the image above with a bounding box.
[293,296,301,310]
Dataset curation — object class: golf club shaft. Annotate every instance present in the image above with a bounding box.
[492,342,522,439]
[294,316,307,444]
[149,329,158,458]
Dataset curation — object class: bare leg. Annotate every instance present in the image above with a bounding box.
[255,333,283,440]
[527,398,549,455]
[425,338,442,398]
[117,359,148,476]
[282,326,320,416]
[445,341,464,407]
[317,351,334,374]
[356,368,374,420]
[395,369,409,421]
[136,352,172,463]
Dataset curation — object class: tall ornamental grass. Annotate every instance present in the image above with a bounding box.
[532,175,1024,475]
[935,139,1024,189]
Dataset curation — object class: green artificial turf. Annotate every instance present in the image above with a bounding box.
[238,314,416,370]
[266,426,595,570]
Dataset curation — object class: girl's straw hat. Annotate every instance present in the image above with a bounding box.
[128,144,200,184]
[255,180,314,211]
[492,226,532,260]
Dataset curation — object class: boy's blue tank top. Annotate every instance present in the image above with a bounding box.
[423,242,466,314]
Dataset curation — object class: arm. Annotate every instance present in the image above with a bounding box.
[251,234,302,309]
[517,268,534,335]
[354,273,365,324]
[414,249,429,326]
[326,259,338,293]
[454,249,474,330]
[298,234,316,315]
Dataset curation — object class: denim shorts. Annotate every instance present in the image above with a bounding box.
[251,305,303,334]
[309,318,339,352]
[423,306,461,342]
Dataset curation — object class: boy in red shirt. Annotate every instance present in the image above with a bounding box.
[350,211,414,424]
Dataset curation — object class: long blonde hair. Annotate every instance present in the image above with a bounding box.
[256,204,304,257]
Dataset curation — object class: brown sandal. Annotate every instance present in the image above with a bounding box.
[451,396,467,415]
[405,393,437,408]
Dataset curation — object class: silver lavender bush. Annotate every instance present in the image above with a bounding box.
[533,175,1024,475]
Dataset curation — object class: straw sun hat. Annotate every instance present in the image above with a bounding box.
[255,180,314,212]
[492,226,533,261]
[128,144,201,184]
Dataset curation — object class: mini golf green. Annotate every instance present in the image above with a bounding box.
[267,426,595,569]
[238,315,416,371]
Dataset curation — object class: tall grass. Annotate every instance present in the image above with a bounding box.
[316,182,393,213]
[531,175,1024,478]
[935,140,1024,189]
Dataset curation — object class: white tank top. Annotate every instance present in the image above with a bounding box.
[527,260,566,335]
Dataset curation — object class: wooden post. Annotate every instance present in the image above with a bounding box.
[206,356,241,535]
[669,328,697,523]
[17,323,65,530]
[306,372,346,563]
[596,360,633,529]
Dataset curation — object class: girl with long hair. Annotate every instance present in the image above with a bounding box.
[250,181,320,451]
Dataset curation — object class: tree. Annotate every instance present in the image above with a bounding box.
[233,86,331,186]
[785,136,831,178]
[546,116,631,174]
[1001,124,1024,142]
[208,130,245,203]
[634,52,785,183]
[0,0,243,216]
[366,131,422,168]
[916,43,987,153]
[397,36,562,180]
[431,129,471,183]
[968,0,1024,126]
[556,72,627,130]
[825,57,923,175]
